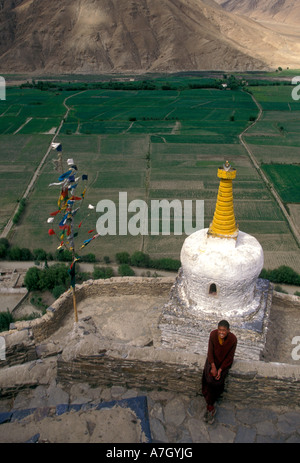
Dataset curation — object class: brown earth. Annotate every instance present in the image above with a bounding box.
[217,0,300,26]
[1,0,300,74]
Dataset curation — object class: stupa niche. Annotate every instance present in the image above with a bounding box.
[158,162,272,361]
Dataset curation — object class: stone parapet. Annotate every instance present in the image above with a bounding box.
[273,291,300,309]
[56,344,300,407]
[0,277,299,407]
[5,277,175,345]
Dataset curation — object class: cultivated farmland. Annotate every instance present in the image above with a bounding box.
[1,78,299,271]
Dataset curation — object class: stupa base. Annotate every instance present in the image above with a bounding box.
[157,269,273,361]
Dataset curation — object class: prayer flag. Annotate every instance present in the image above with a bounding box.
[58,170,72,182]
[72,208,80,216]
[51,142,62,151]
[48,229,56,235]
[49,181,64,187]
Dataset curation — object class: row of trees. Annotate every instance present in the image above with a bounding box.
[20,79,223,93]
[23,262,141,296]
[22,250,181,296]
[24,264,70,293]
[115,250,181,272]
[0,239,181,272]
[5,242,300,283]
[0,239,96,263]
[13,198,26,225]
[259,266,300,286]
[19,75,258,94]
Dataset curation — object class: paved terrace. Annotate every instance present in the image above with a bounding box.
[0,277,299,443]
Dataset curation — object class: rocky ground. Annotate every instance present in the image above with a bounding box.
[0,379,299,443]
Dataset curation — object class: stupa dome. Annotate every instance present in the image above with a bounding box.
[180,228,264,318]
[180,161,264,318]
[159,161,272,360]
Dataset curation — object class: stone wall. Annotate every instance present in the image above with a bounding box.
[8,277,175,344]
[1,277,300,406]
[273,290,300,309]
[56,343,300,407]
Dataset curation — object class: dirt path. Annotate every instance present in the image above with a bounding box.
[0,91,86,240]
[13,117,32,134]
[239,91,300,247]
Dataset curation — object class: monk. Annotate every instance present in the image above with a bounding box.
[202,320,237,424]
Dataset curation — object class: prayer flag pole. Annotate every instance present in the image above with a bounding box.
[47,143,99,325]
[70,214,78,323]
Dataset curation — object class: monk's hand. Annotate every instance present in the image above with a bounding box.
[210,364,217,377]
[216,368,222,380]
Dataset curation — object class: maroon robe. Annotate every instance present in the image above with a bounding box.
[202,329,237,407]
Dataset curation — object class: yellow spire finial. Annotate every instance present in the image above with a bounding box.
[207,161,239,239]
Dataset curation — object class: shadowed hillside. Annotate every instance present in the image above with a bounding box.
[0,0,299,73]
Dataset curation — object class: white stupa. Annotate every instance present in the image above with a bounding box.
[158,162,272,360]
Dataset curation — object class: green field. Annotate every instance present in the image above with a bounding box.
[62,87,257,143]
[261,164,300,203]
[245,85,300,152]
[245,85,300,202]
[0,77,299,270]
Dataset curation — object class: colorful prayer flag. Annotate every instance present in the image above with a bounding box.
[58,170,72,182]
[51,142,62,151]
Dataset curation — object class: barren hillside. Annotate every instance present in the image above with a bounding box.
[0,0,299,74]
[217,0,300,25]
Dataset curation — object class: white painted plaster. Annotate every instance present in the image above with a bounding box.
[180,229,264,317]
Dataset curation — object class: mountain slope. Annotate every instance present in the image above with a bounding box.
[0,0,299,74]
[217,0,300,26]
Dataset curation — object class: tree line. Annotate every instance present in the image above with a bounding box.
[2,237,300,289]
[0,238,96,263]
[19,75,257,93]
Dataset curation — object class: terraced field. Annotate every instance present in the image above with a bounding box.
[243,84,300,270]
[0,79,299,271]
